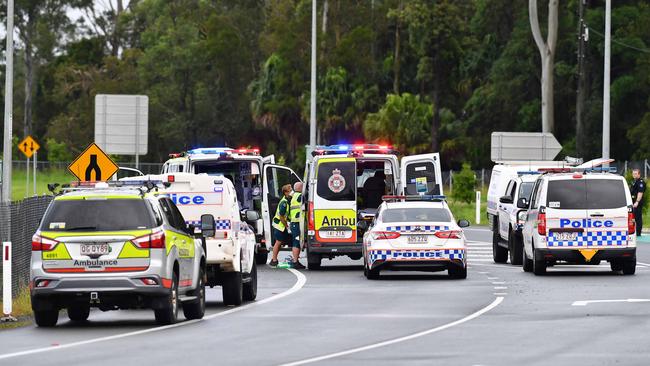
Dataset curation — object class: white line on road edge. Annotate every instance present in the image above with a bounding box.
[278,296,504,366]
[637,261,650,267]
[572,298,650,306]
[0,269,307,361]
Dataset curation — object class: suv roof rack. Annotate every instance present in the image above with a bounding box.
[382,195,446,202]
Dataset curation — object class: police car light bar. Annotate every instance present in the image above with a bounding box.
[538,167,617,174]
[382,195,446,202]
[517,171,541,175]
[312,144,396,156]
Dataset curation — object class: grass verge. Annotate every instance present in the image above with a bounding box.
[0,287,32,329]
[11,168,73,201]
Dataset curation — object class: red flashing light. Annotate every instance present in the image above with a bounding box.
[572,173,583,179]
[32,234,58,251]
[167,175,175,183]
[168,153,183,158]
[308,201,315,231]
[354,145,364,151]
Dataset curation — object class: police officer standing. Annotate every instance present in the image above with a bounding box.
[631,168,645,236]
[269,184,293,267]
[288,182,305,269]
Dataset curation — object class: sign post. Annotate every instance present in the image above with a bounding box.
[68,143,119,182]
[1,242,17,322]
[18,136,40,196]
[491,132,562,162]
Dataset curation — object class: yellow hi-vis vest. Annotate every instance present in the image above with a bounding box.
[289,192,302,223]
[272,196,289,231]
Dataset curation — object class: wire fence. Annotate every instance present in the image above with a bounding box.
[0,195,53,297]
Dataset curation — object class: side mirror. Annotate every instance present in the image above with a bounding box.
[245,210,261,222]
[517,197,528,208]
[457,219,470,228]
[499,195,514,204]
[200,214,215,238]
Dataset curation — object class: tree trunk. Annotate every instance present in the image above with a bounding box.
[431,67,440,152]
[529,0,558,133]
[393,0,402,94]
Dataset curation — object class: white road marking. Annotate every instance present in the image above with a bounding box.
[278,297,504,366]
[637,261,650,267]
[572,298,650,306]
[487,277,499,280]
[493,293,508,296]
[0,269,307,361]
[493,286,508,290]
[492,281,505,285]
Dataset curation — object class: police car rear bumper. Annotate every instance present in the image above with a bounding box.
[371,259,464,272]
[536,247,636,262]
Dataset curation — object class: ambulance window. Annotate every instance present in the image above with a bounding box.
[317,161,355,201]
[404,162,439,195]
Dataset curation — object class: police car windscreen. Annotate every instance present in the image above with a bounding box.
[546,179,627,210]
[41,199,155,231]
[317,161,356,201]
[519,182,534,200]
[382,208,451,223]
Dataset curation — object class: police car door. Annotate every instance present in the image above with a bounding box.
[399,153,443,196]
[314,157,357,243]
[262,165,302,244]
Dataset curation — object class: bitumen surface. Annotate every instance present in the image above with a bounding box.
[0,227,648,365]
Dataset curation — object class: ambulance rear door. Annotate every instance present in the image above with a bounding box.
[399,153,443,196]
[262,165,301,244]
[313,157,357,244]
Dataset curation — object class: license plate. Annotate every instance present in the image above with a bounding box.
[554,232,578,241]
[321,230,350,239]
[407,235,428,244]
[80,244,109,256]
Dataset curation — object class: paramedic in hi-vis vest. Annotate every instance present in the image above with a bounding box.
[269,184,293,267]
[289,182,305,269]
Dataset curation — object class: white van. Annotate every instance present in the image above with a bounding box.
[303,144,443,269]
[161,147,301,264]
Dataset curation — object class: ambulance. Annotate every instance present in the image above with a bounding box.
[303,144,443,269]
[161,147,301,264]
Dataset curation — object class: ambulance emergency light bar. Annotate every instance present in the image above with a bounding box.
[186,147,260,156]
[382,195,446,202]
[312,144,396,156]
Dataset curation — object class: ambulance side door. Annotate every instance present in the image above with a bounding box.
[262,165,302,244]
[399,153,443,196]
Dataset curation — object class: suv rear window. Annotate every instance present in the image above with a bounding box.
[382,208,451,223]
[41,198,155,231]
[317,161,356,201]
[546,179,627,209]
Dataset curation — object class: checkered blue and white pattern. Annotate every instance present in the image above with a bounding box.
[185,219,232,230]
[368,249,464,264]
[385,225,450,232]
[547,231,627,247]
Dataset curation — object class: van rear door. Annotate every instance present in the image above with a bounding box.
[585,177,631,247]
[545,178,589,247]
[262,165,301,244]
[313,158,357,243]
[399,153,443,196]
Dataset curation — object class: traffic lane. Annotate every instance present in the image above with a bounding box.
[463,226,492,242]
[0,265,297,356]
[14,258,499,366]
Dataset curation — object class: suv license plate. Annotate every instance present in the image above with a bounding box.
[407,235,428,244]
[80,244,109,256]
[554,232,578,241]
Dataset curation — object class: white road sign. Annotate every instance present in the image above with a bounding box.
[491,132,562,162]
[95,94,148,155]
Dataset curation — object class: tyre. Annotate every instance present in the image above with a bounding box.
[222,271,243,306]
[34,309,58,327]
[67,305,90,322]
[622,258,636,275]
[522,245,533,272]
[532,250,546,275]
[348,254,362,261]
[610,260,624,272]
[307,251,321,270]
[448,265,467,279]
[255,250,268,265]
[155,271,179,325]
[364,258,380,280]
[509,231,523,265]
[243,261,258,301]
[182,267,206,320]
[492,229,508,263]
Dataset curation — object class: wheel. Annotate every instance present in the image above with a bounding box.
[255,250,268,265]
[243,261,258,301]
[532,250,546,275]
[222,272,243,306]
[509,230,523,265]
[307,251,321,270]
[155,271,179,325]
[622,258,636,275]
[348,254,362,261]
[448,265,467,279]
[523,243,533,272]
[34,309,58,327]
[610,260,624,272]
[492,229,508,263]
[364,259,380,280]
[182,267,206,320]
[67,305,90,322]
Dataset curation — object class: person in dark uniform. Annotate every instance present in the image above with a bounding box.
[631,169,645,236]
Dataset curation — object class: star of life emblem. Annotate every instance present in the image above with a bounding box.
[328,169,346,193]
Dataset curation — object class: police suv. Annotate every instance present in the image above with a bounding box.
[162,147,301,264]
[521,168,637,275]
[303,144,443,269]
[123,173,258,306]
[30,182,207,327]
[362,195,470,279]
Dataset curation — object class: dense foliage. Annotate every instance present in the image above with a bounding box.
[1,0,649,173]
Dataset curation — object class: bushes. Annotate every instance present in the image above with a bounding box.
[452,163,476,203]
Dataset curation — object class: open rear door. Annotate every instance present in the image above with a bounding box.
[262,164,301,244]
[400,153,443,196]
[263,155,276,165]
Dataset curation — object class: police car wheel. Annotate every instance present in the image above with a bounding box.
[522,246,533,272]
[532,250,546,275]
[243,261,258,301]
[182,267,206,320]
[155,272,179,325]
[222,272,243,306]
[622,258,636,275]
[34,309,59,327]
[610,260,624,272]
[255,251,269,265]
[508,230,523,266]
[492,231,508,264]
[67,305,90,322]
[448,265,467,279]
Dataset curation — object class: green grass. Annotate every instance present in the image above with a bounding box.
[0,287,32,329]
[11,168,73,201]
[447,188,488,225]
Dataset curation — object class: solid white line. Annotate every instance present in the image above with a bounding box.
[572,298,650,306]
[487,277,499,280]
[637,261,650,267]
[492,281,505,285]
[0,269,307,361]
[278,297,504,366]
[493,293,508,296]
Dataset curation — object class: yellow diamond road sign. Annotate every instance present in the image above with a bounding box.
[68,142,119,182]
[18,135,40,158]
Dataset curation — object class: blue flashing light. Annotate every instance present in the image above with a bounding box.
[338,145,349,151]
[517,171,541,175]
[187,147,233,155]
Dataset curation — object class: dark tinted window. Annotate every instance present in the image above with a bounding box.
[519,182,534,200]
[41,198,155,231]
[317,161,356,201]
[404,162,439,195]
[382,208,451,223]
[546,179,627,209]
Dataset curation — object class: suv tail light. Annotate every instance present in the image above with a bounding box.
[133,230,166,249]
[628,211,636,235]
[31,234,58,251]
[308,201,315,231]
[434,230,462,239]
[537,213,547,235]
[371,231,401,240]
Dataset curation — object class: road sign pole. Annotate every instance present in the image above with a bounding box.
[33,151,36,195]
[1,241,16,322]
[602,0,611,160]
[2,0,15,205]
[25,156,29,197]
[135,96,140,170]
[475,191,481,224]
[309,0,317,148]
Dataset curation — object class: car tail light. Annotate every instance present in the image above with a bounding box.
[371,231,401,240]
[31,234,58,251]
[133,230,166,249]
[434,230,462,239]
[308,201,315,231]
[167,175,175,183]
[628,211,636,235]
[537,213,547,235]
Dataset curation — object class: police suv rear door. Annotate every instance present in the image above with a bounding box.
[584,176,631,247]
[313,157,357,243]
[544,176,589,247]
[262,165,302,244]
[399,153,443,196]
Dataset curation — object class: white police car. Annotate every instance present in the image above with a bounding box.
[521,168,637,275]
[362,195,470,279]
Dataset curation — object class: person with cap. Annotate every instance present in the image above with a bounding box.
[631,168,645,236]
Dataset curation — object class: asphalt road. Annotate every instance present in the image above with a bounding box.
[1,227,649,365]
